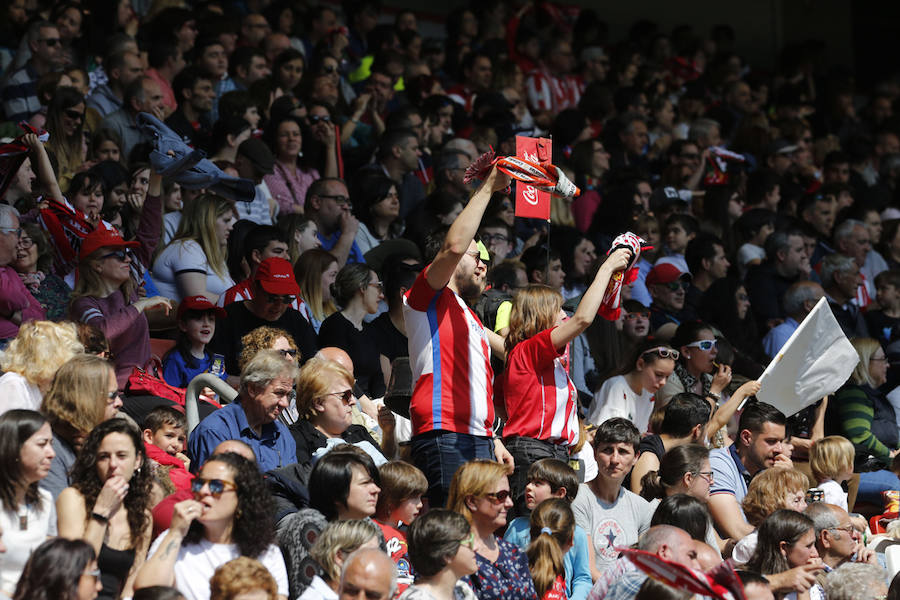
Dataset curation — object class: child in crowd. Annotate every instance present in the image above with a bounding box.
[503,459,592,600]
[810,435,856,511]
[162,295,229,388]
[866,270,900,347]
[657,213,698,273]
[141,405,192,496]
[373,461,429,594]
[527,499,575,600]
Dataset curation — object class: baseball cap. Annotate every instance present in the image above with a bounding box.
[79,225,139,260]
[770,139,799,155]
[177,295,227,320]
[254,257,300,296]
[650,186,691,213]
[237,137,275,175]
[646,263,692,286]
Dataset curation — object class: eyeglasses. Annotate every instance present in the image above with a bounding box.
[664,281,690,291]
[318,194,349,206]
[0,227,21,237]
[465,250,484,267]
[191,477,238,497]
[39,37,61,46]
[481,233,509,243]
[695,471,715,483]
[871,355,888,362]
[277,348,298,358]
[64,108,85,121]
[107,390,120,403]
[309,114,332,123]
[368,281,384,292]
[827,525,856,535]
[17,236,33,249]
[321,65,338,74]
[264,292,295,304]
[623,311,650,321]
[686,339,717,351]
[483,490,511,504]
[459,531,475,549]
[100,249,129,262]
[641,347,680,361]
[319,389,354,404]
[81,568,101,581]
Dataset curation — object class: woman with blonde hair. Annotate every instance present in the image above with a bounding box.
[301,519,381,600]
[276,214,321,265]
[211,557,279,600]
[40,354,123,500]
[288,358,384,465]
[827,337,900,504]
[152,194,238,302]
[502,249,630,515]
[294,249,338,333]
[0,320,83,414]
[731,467,810,565]
[45,86,87,190]
[446,460,536,600]
[526,499,574,600]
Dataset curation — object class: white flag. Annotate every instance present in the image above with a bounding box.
[756,297,859,417]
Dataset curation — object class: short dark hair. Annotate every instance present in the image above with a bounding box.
[308,446,381,521]
[685,233,724,275]
[423,225,450,264]
[527,459,579,501]
[594,417,641,452]
[147,39,179,69]
[230,46,265,78]
[377,127,417,162]
[738,401,787,436]
[664,212,699,237]
[406,509,471,577]
[486,260,523,291]
[649,493,711,541]
[242,224,287,266]
[746,170,780,205]
[521,245,560,280]
[172,66,212,103]
[875,269,900,290]
[133,586,187,600]
[142,405,186,433]
[660,393,711,437]
[735,570,770,588]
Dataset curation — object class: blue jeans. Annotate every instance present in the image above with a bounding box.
[410,431,495,509]
[857,470,900,505]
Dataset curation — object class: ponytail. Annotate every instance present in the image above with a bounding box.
[640,470,666,500]
[640,444,709,501]
[527,499,574,598]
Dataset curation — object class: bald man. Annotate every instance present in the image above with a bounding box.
[338,548,396,600]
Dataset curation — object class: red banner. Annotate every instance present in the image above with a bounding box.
[514,136,552,220]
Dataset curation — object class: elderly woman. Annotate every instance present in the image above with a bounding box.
[446,460,537,600]
[12,224,72,320]
[288,357,385,465]
[301,519,381,600]
[401,509,479,600]
[135,452,289,600]
[188,349,299,473]
[0,320,83,414]
[40,354,123,500]
[828,337,900,504]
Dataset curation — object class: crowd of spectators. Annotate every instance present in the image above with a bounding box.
[5,0,900,599]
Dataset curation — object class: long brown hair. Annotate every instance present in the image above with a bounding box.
[527,499,574,598]
[41,354,111,441]
[71,247,137,302]
[295,248,338,321]
[505,284,562,353]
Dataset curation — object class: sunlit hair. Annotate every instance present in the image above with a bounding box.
[375,461,429,521]
[505,284,563,353]
[72,247,137,301]
[527,499,574,598]
[167,193,237,278]
[41,354,112,437]
[640,444,709,501]
[295,357,354,419]
[746,509,815,575]
[210,557,278,600]
[0,320,83,389]
[848,337,881,387]
[741,468,810,527]
[295,248,338,321]
[276,213,315,264]
[310,519,380,583]
[446,459,513,525]
[239,349,300,397]
[810,435,855,483]
[238,326,298,372]
[46,86,85,180]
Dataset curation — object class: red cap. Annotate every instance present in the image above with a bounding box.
[254,257,300,296]
[177,295,227,320]
[79,225,139,260]
[646,263,691,286]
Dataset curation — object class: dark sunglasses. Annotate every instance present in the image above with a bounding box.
[319,389,353,403]
[483,490,511,504]
[277,348,298,358]
[320,65,338,74]
[100,249,129,262]
[65,108,85,121]
[191,477,238,497]
[264,292,295,304]
[309,114,332,124]
[623,311,650,321]
[664,281,690,291]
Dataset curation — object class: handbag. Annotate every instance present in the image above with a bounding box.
[125,363,187,406]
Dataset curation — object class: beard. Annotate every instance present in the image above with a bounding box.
[456,273,485,304]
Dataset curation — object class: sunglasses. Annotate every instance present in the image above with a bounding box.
[277,348,298,358]
[642,346,680,361]
[309,114,332,124]
[320,389,353,403]
[459,531,475,549]
[664,281,690,291]
[264,292,295,304]
[686,339,717,351]
[191,477,238,497]
[483,489,511,504]
[100,249,129,262]
[623,311,650,321]
[107,390,121,402]
[65,108,85,121]
[321,65,338,74]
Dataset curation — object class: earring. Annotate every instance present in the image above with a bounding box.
[685,353,691,359]
[235,507,243,519]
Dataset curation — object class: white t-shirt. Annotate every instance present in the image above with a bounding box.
[147,531,288,600]
[0,372,42,416]
[298,575,338,600]
[571,483,651,573]
[820,479,848,511]
[151,239,235,302]
[0,489,57,595]
[731,530,758,565]
[588,375,655,434]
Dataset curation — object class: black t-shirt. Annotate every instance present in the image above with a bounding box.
[866,309,900,346]
[638,434,666,461]
[210,301,318,375]
[368,311,409,363]
[318,312,386,398]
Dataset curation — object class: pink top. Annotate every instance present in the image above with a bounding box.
[263,161,320,214]
[0,266,45,339]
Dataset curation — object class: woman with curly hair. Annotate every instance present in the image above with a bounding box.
[134,452,288,600]
[0,320,83,414]
[12,537,102,600]
[210,557,278,600]
[57,419,154,600]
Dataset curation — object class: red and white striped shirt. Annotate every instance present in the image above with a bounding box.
[402,268,494,437]
[502,328,579,445]
[217,278,314,322]
[525,69,582,113]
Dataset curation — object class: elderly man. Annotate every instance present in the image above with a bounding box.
[824,563,887,600]
[188,349,299,472]
[338,548,396,600]
[746,228,811,330]
[0,204,44,341]
[821,253,869,338]
[101,76,166,157]
[806,503,878,581]
[762,281,825,359]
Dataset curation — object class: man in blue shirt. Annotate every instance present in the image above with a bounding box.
[307,177,365,266]
[762,281,824,358]
[189,348,299,472]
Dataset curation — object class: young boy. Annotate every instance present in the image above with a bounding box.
[866,270,900,346]
[503,459,592,600]
[373,461,428,595]
[141,405,192,494]
[810,435,856,511]
[658,213,698,274]
[162,295,228,388]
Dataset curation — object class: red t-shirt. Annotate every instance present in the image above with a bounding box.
[374,520,413,594]
[543,574,567,600]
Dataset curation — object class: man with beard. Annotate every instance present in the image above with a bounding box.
[708,401,788,540]
[402,165,512,507]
